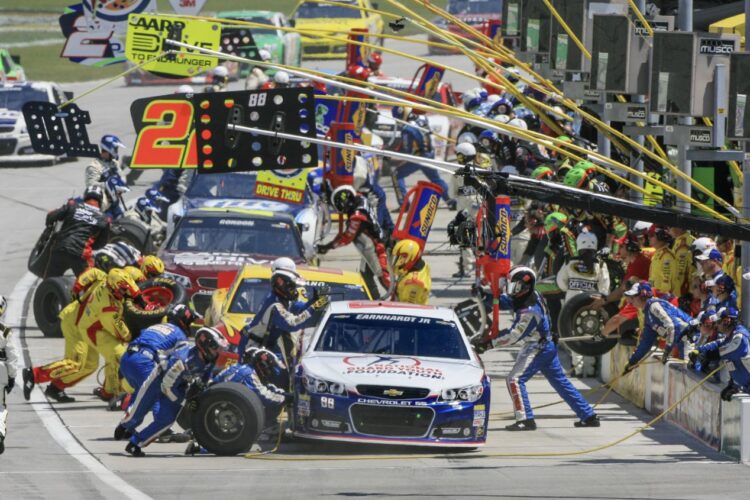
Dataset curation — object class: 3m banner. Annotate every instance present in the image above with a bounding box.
[169,0,206,16]
[126,12,221,78]
[255,169,309,205]
[391,181,443,252]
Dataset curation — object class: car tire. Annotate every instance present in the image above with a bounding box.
[33,276,74,338]
[110,218,153,254]
[28,225,57,278]
[557,292,618,357]
[191,382,265,456]
[123,277,187,335]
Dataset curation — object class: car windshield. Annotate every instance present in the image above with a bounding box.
[0,86,48,111]
[448,0,496,15]
[228,17,276,36]
[316,313,470,360]
[229,279,369,313]
[168,216,303,258]
[185,172,258,198]
[294,1,361,19]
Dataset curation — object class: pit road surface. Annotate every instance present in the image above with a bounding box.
[1,38,749,499]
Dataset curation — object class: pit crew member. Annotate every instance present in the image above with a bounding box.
[85,135,125,188]
[1,295,19,455]
[391,239,431,305]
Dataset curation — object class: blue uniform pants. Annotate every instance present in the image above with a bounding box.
[369,181,394,232]
[396,162,451,203]
[119,349,161,418]
[506,341,594,421]
[129,394,182,448]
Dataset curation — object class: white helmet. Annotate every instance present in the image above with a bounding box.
[274,71,290,85]
[0,294,6,318]
[258,49,272,62]
[271,257,297,274]
[487,94,500,104]
[494,114,511,124]
[508,118,528,131]
[691,236,717,256]
[576,231,598,251]
[176,84,194,94]
[213,66,229,78]
[632,220,652,235]
[456,142,477,164]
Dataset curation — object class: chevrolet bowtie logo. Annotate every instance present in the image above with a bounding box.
[383,388,404,397]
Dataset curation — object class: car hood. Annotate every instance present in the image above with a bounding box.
[301,352,484,393]
[161,250,280,274]
[184,197,302,215]
[0,109,21,127]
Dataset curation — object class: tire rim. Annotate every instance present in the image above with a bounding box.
[572,308,610,342]
[203,401,246,444]
[139,287,174,311]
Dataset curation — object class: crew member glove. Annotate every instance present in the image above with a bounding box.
[311,295,330,310]
[312,284,331,302]
[721,382,740,402]
[316,244,330,255]
[6,377,15,393]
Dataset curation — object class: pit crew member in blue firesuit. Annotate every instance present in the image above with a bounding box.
[621,281,693,374]
[493,266,600,431]
[113,304,196,439]
[691,307,750,401]
[238,258,329,382]
[392,106,457,210]
[120,327,227,457]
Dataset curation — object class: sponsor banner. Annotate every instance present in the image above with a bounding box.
[346,28,369,69]
[412,64,445,99]
[171,252,270,267]
[58,3,138,66]
[324,122,359,188]
[169,0,206,16]
[255,169,308,205]
[392,181,443,252]
[126,12,221,78]
[314,89,337,136]
[336,93,368,135]
[698,38,736,56]
[343,355,445,380]
[488,196,511,263]
[130,94,197,169]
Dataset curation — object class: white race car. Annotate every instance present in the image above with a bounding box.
[293,301,491,447]
[0,81,70,165]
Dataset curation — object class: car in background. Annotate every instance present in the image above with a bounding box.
[166,170,328,260]
[217,10,301,78]
[427,0,500,55]
[160,207,307,314]
[0,48,25,82]
[0,81,70,165]
[123,63,212,86]
[368,76,462,161]
[292,301,491,447]
[204,264,373,347]
[292,0,384,59]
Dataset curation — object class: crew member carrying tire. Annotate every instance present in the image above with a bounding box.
[1,295,19,455]
[43,186,110,277]
[122,327,227,457]
[493,266,600,431]
[391,239,431,305]
[556,232,610,377]
[317,185,391,289]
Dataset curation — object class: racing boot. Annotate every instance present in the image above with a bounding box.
[446,198,458,211]
[108,393,128,411]
[125,442,145,457]
[45,384,75,403]
[114,424,133,441]
[22,368,35,401]
[505,419,537,431]
[574,415,601,428]
[93,387,114,402]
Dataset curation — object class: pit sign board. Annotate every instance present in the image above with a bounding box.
[126,12,221,78]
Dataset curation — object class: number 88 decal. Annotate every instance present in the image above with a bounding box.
[131,99,198,169]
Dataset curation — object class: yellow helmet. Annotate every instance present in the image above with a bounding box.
[141,255,165,279]
[124,265,147,284]
[106,268,140,300]
[392,239,421,276]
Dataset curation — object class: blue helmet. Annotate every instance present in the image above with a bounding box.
[478,129,501,149]
[391,106,404,121]
[105,175,129,199]
[135,196,159,218]
[718,306,740,321]
[145,188,170,204]
[489,97,513,117]
[100,135,126,160]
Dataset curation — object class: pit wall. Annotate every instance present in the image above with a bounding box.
[601,344,750,462]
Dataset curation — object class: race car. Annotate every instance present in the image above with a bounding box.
[427,0,501,55]
[0,48,25,82]
[217,10,302,77]
[204,264,374,347]
[166,170,328,260]
[0,81,70,165]
[292,301,491,447]
[122,62,212,86]
[292,0,384,59]
[367,76,462,161]
[160,207,307,314]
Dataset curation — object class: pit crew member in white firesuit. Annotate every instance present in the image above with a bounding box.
[244,49,272,90]
[85,135,126,188]
[238,259,329,384]
[1,295,19,454]
[204,65,229,93]
[494,266,600,431]
[556,231,610,377]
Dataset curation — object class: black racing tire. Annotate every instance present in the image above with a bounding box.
[28,225,57,278]
[110,218,152,254]
[557,293,618,357]
[33,276,74,338]
[191,382,265,456]
[123,277,187,335]
[176,405,194,432]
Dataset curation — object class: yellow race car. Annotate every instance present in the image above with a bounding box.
[291,0,384,59]
[204,263,374,347]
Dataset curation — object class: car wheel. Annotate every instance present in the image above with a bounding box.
[557,292,618,357]
[123,277,187,335]
[191,382,265,456]
[33,276,74,338]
